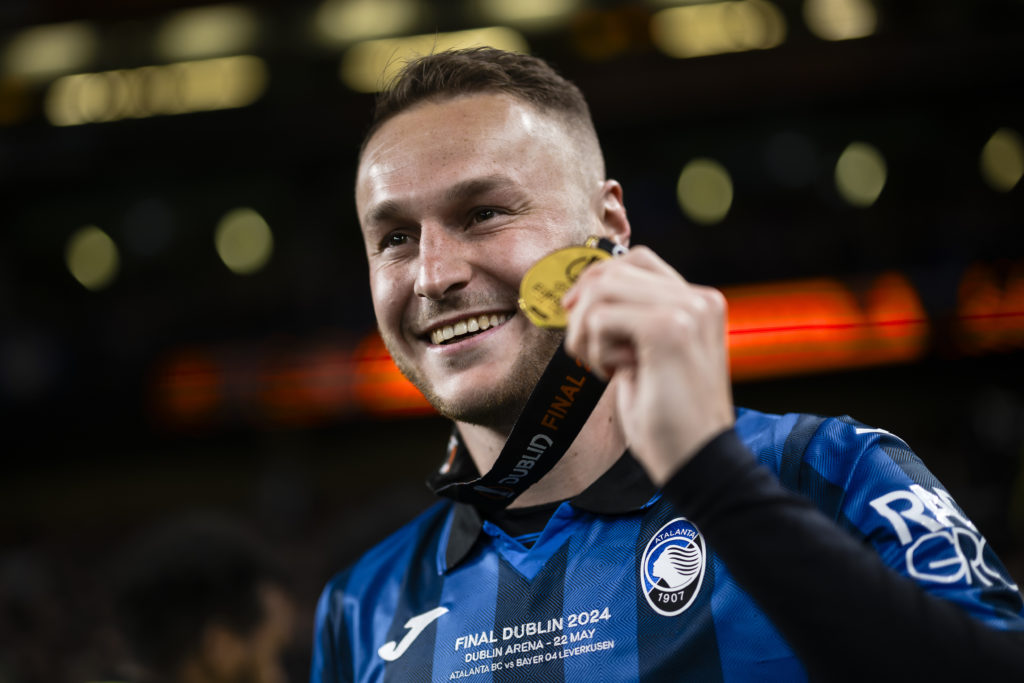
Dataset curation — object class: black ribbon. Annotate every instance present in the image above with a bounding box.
[427,346,606,510]
[427,237,621,510]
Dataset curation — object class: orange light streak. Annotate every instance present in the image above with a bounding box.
[150,264,1024,427]
[957,262,1024,352]
[351,334,433,416]
[724,272,928,381]
[152,350,222,424]
[259,348,355,425]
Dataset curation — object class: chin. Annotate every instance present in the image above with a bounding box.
[390,327,565,430]
[436,390,529,431]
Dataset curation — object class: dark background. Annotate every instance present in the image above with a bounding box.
[2,1,1023,680]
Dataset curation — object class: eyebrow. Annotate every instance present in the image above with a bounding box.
[444,174,517,203]
[364,174,519,228]
[365,199,405,228]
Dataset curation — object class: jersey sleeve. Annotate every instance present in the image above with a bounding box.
[813,416,1024,629]
[310,570,354,683]
[664,425,1024,681]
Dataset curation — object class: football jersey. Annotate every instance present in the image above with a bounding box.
[311,408,1024,682]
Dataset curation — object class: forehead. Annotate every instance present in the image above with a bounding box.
[356,93,575,219]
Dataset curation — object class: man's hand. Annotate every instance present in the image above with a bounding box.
[562,246,734,485]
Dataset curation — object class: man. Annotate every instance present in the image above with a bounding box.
[312,48,1024,681]
[113,514,295,683]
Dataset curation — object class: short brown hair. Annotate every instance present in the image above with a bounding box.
[361,47,598,158]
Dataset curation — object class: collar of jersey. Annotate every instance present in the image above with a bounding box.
[437,450,659,573]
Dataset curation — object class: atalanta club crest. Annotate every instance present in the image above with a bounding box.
[641,517,706,616]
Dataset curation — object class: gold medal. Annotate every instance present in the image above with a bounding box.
[518,245,611,328]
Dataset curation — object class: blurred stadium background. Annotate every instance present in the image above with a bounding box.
[1,0,1023,679]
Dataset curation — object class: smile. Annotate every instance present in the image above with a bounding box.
[429,312,512,345]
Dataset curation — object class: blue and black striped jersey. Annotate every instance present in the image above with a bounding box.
[311,408,1024,682]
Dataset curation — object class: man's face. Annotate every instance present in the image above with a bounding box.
[356,93,607,428]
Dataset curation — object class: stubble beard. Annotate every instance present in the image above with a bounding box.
[383,325,565,434]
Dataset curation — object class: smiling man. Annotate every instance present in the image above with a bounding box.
[358,93,587,430]
[311,48,1024,682]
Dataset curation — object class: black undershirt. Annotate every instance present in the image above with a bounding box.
[483,502,559,548]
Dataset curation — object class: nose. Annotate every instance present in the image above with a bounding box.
[414,225,472,300]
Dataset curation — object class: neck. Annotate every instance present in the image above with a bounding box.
[456,378,627,508]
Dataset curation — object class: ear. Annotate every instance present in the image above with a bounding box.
[597,179,631,248]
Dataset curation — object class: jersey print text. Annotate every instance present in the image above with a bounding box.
[870,484,1015,589]
[447,606,613,679]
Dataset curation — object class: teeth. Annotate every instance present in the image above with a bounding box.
[430,313,510,345]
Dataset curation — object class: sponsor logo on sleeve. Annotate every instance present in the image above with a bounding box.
[870,484,1017,590]
[640,517,706,616]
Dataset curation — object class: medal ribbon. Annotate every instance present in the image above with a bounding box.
[427,237,622,510]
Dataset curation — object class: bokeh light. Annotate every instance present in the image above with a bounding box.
[44,56,268,126]
[835,141,886,207]
[470,0,582,31]
[803,0,877,41]
[1,21,98,82]
[155,4,260,61]
[651,0,786,60]
[340,27,528,93]
[65,225,120,291]
[314,0,422,45]
[215,207,274,275]
[980,127,1024,193]
[677,158,734,225]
